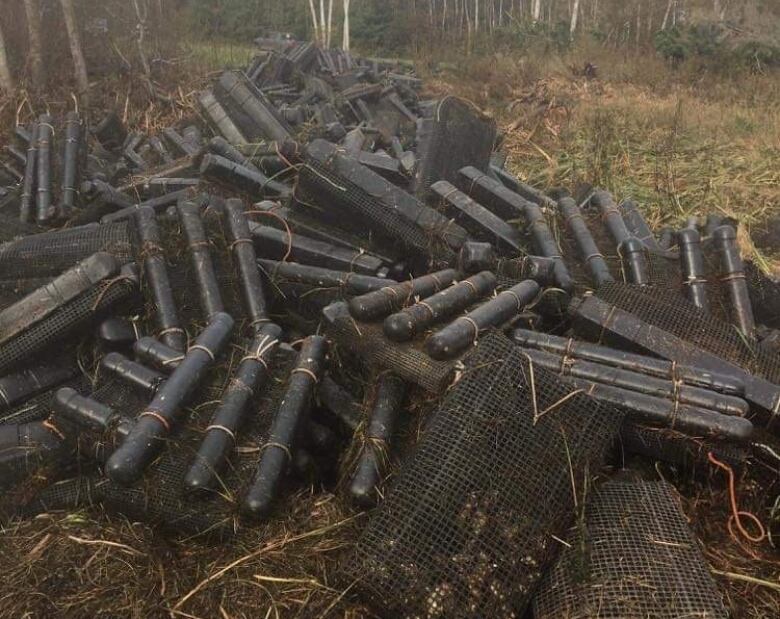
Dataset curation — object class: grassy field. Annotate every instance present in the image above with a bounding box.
[426,41,780,274]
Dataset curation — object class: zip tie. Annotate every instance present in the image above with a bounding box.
[259,441,292,462]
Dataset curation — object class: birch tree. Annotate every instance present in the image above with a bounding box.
[532,0,542,23]
[308,0,321,45]
[342,0,351,51]
[60,0,90,96]
[0,22,13,95]
[23,0,45,91]
[570,0,580,37]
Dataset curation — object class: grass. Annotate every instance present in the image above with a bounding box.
[429,40,780,273]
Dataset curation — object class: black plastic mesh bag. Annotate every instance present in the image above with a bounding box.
[746,261,780,330]
[343,331,624,618]
[290,139,465,268]
[413,97,496,197]
[322,301,456,393]
[0,221,134,281]
[0,274,139,376]
[594,282,780,384]
[533,479,728,619]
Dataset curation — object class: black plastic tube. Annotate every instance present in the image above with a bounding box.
[713,225,756,339]
[431,181,523,257]
[200,153,291,198]
[317,374,362,431]
[244,335,327,518]
[198,90,248,146]
[510,329,745,396]
[19,123,39,223]
[591,190,631,244]
[348,269,458,321]
[457,242,496,274]
[621,200,661,251]
[163,127,200,157]
[101,189,195,223]
[349,373,406,507]
[35,115,54,224]
[249,224,387,276]
[54,387,125,435]
[208,136,261,173]
[0,360,78,411]
[257,259,392,295]
[178,201,225,320]
[703,214,723,238]
[384,271,497,342]
[136,206,187,350]
[224,199,269,332]
[60,112,81,217]
[101,352,166,396]
[677,228,710,312]
[516,346,748,417]
[105,313,234,485]
[618,237,650,285]
[133,337,184,372]
[457,166,573,291]
[558,197,614,286]
[185,324,282,492]
[516,349,752,441]
[426,280,540,360]
[0,252,118,344]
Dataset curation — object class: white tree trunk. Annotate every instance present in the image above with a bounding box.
[661,0,674,29]
[59,0,89,96]
[308,0,321,45]
[532,0,542,23]
[319,0,327,47]
[23,0,45,91]
[327,0,334,48]
[569,0,580,37]
[474,0,479,32]
[342,0,351,50]
[0,22,14,95]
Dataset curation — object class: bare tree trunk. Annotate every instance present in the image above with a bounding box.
[474,0,479,33]
[532,0,542,23]
[23,0,45,91]
[661,0,674,29]
[342,0,351,50]
[308,0,321,45]
[0,22,14,95]
[59,0,89,97]
[327,0,334,48]
[570,0,580,37]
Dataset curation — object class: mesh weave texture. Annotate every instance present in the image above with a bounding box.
[533,479,728,619]
[344,331,623,618]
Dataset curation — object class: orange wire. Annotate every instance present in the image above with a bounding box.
[708,451,766,544]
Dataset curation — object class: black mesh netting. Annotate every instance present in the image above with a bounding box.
[342,331,624,618]
[322,301,456,393]
[292,139,464,268]
[0,275,139,376]
[0,221,134,282]
[23,344,297,538]
[746,261,780,330]
[0,212,40,244]
[0,373,91,427]
[413,97,496,197]
[619,424,749,471]
[593,282,780,384]
[533,479,728,619]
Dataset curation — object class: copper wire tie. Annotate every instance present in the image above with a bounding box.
[140,411,171,432]
[189,345,215,361]
[229,238,253,251]
[260,441,292,462]
[292,367,319,383]
[207,424,237,442]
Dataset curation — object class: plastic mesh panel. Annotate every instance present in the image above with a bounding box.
[414,97,496,196]
[294,141,461,267]
[595,282,780,384]
[0,221,134,281]
[619,424,749,471]
[0,276,138,376]
[533,480,728,619]
[746,262,780,330]
[344,331,624,618]
[0,374,91,426]
[0,212,40,243]
[323,302,455,393]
